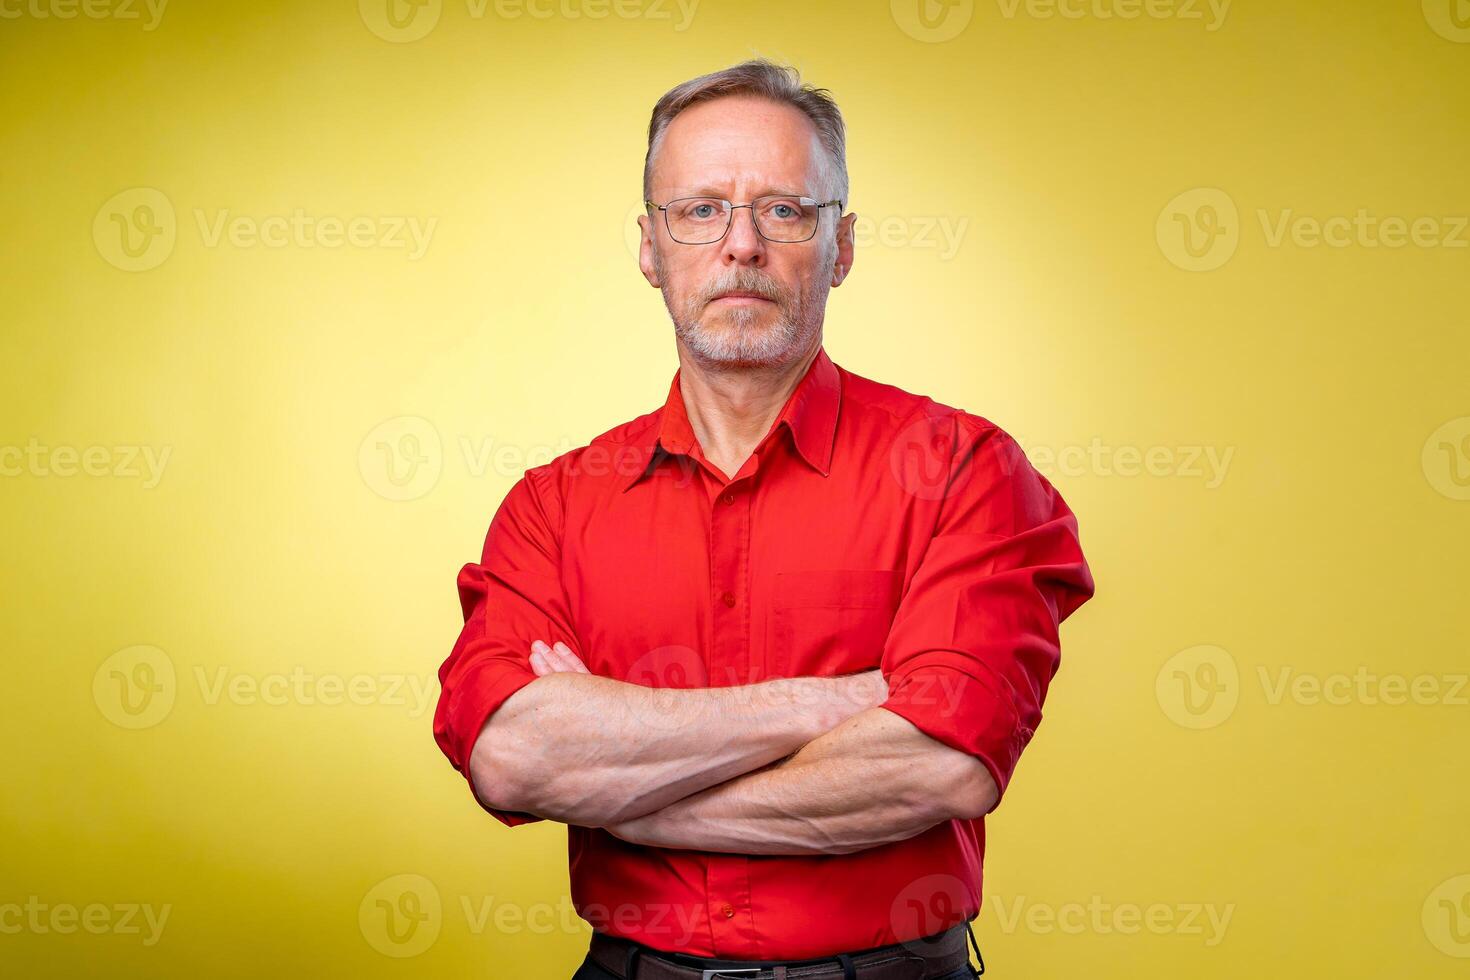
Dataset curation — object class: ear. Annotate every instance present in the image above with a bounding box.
[637,213,662,288]
[831,211,856,287]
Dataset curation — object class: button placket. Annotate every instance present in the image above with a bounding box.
[704,474,757,958]
[707,477,753,687]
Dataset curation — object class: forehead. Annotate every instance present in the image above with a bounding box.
[655,95,826,195]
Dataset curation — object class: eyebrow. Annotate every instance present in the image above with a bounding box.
[677,186,808,199]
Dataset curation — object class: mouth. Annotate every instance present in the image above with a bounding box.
[711,291,774,305]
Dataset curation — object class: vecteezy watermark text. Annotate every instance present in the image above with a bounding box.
[1021,437,1234,488]
[358,874,705,958]
[0,439,170,488]
[359,0,699,43]
[1158,188,1469,271]
[0,898,170,946]
[1157,645,1470,730]
[93,188,438,272]
[987,894,1235,946]
[0,0,167,29]
[93,646,438,730]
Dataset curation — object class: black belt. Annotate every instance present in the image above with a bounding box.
[588,920,983,980]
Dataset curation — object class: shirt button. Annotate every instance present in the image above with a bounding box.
[722,492,735,504]
[721,903,735,918]
[721,591,736,607]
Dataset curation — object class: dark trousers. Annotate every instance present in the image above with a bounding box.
[571,948,979,980]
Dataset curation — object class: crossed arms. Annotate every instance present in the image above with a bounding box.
[472,641,998,855]
[433,418,1095,858]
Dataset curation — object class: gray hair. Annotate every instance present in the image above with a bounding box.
[642,59,849,208]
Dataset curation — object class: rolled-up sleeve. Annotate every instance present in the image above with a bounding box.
[877,415,1095,812]
[432,466,578,827]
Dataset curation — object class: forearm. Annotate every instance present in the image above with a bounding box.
[471,668,882,826]
[604,706,998,855]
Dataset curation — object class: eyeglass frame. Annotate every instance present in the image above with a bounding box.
[643,194,845,245]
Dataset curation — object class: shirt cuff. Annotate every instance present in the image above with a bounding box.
[877,656,1031,814]
[435,658,544,827]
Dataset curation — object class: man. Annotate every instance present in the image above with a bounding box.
[433,59,1095,980]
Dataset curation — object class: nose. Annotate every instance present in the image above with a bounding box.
[721,205,767,267]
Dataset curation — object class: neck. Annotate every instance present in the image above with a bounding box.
[675,337,821,481]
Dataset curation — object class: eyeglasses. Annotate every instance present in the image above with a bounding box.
[644,195,844,245]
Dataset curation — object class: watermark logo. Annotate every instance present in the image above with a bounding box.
[1423,0,1470,43]
[358,422,697,500]
[1161,190,1468,270]
[93,645,177,730]
[889,416,976,501]
[620,645,709,732]
[93,187,176,272]
[1423,874,1470,957]
[891,0,975,42]
[1158,651,1465,722]
[1157,187,1239,272]
[95,189,438,268]
[359,0,442,41]
[1156,645,1238,729]
[360,874,442,957]
[359,416,443,501]
[890,873,974,956]
[1423,416,1470,501]
[354,884,703,946]
[95,649,436,724]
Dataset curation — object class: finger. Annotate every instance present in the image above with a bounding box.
[552,641,592,673]
[530,649,551,676]
[540,642,582,673]
[532,640,582,674]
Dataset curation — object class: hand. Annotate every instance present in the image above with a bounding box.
[530,640,591,676]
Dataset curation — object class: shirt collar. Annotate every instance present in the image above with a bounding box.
[620,345,841,492]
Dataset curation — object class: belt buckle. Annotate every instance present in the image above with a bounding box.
[700,969,762,980]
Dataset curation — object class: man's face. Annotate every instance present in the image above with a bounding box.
[639,95,856,368]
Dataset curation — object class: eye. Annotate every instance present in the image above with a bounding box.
[760,198,804,222]
[672,199,725,222]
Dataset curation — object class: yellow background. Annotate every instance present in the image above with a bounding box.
[2,0,1467,976]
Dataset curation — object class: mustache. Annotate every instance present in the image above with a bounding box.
[701,273,786,304]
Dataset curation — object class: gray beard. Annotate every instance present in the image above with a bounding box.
[672,301,802,366]
[654,241,834,368]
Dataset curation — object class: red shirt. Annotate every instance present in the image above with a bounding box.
[433,345,1094,960]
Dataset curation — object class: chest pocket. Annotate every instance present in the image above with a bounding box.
[770,569,903,678]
